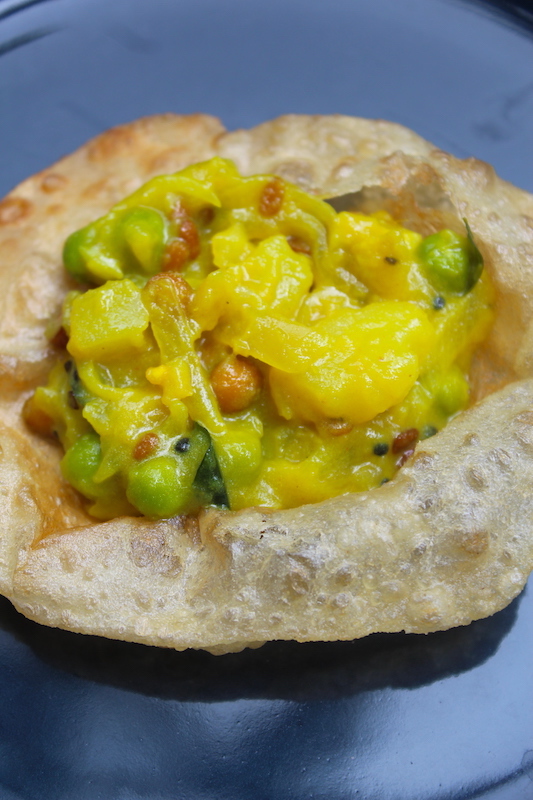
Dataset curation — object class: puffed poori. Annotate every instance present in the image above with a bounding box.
[1,114,533,653]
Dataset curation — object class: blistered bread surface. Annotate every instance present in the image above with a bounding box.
[1,113,533,652]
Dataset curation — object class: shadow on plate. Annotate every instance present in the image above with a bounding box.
[0,589,523,702]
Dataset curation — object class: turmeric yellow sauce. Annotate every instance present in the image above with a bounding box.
[25,157,494,519]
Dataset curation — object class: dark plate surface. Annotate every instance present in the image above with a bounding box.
[1,1,533,798]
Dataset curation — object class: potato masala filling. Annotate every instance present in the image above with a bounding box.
[24,157,494,519]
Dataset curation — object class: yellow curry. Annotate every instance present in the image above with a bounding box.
[24,157,494,519]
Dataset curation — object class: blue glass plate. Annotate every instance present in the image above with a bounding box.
[1,1,532,797]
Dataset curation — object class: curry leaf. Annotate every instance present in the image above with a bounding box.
[193,428,230,509]
[463,218,484,292]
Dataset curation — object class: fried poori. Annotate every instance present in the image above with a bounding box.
[1,114,533,653]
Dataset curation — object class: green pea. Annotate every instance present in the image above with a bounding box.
[63,228,94,283]
[61,432,102,497]
[425,368,469,417]
[63,224,124,284]
[118,207,168,275]
[419,226,483,294]
[127,456,195,518]
[437,370,469,416]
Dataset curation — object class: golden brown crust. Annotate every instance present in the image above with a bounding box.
[217,114,434,192]
[1,113,533,652]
